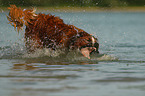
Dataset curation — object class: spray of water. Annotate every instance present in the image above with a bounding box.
[0,42,118,62]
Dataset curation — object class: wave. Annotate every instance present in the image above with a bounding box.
[115,43,145,48]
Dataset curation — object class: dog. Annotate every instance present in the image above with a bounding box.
[7,5,99,59]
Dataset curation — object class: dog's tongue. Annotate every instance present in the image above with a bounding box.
[81,47,90,59]
[80,47,96,59]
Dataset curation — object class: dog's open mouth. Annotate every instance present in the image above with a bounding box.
[80,47,98,59]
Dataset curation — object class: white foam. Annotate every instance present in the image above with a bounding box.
[96,54,118,61]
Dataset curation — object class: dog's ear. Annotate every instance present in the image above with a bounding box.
[67,32,88,48]
[78,32,90,37]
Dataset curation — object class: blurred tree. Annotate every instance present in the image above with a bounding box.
[0,0,145,7]
[1,0,32,6]
[92,0,127,7]
[123,0,145,6]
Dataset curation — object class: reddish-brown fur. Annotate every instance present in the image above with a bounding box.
[7,5,99,58]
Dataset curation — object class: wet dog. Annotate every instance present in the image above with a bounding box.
[7,5,99,59]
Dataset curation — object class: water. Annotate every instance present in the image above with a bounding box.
[1,11,145,96]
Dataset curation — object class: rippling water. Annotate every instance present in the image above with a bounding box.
[1,11,145,96]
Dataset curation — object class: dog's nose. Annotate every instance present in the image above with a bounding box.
[88,47,96,52]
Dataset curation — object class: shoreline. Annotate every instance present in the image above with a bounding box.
[1,6,145,13]
[38,6,145,12]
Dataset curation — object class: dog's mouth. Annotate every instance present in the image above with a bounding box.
[80,47,98,59]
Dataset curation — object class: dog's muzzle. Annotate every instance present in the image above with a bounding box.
[79,42,99,59]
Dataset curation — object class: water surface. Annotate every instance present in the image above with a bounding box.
[0,12,145,96]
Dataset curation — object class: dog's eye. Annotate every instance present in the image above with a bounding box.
[78,32,84,37]
[87,38,91,42]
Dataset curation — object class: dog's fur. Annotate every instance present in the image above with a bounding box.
[7,5,99,59]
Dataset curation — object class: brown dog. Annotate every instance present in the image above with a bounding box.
[7,5,99,59]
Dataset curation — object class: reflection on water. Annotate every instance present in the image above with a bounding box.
[0,61,144,96]
[95,77,145,82]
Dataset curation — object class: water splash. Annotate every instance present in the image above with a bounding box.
[22,48,65,58]
[0,42,118,62]
[96,54,118,61]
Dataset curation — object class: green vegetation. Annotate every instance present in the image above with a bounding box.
[0,0,145,7]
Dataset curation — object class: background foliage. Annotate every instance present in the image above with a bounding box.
[0,0,145,7]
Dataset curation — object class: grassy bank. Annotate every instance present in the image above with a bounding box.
[1,6,145,13]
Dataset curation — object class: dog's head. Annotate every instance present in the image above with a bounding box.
[69,32,99,59]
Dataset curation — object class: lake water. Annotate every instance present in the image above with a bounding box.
[1,11,145,96]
